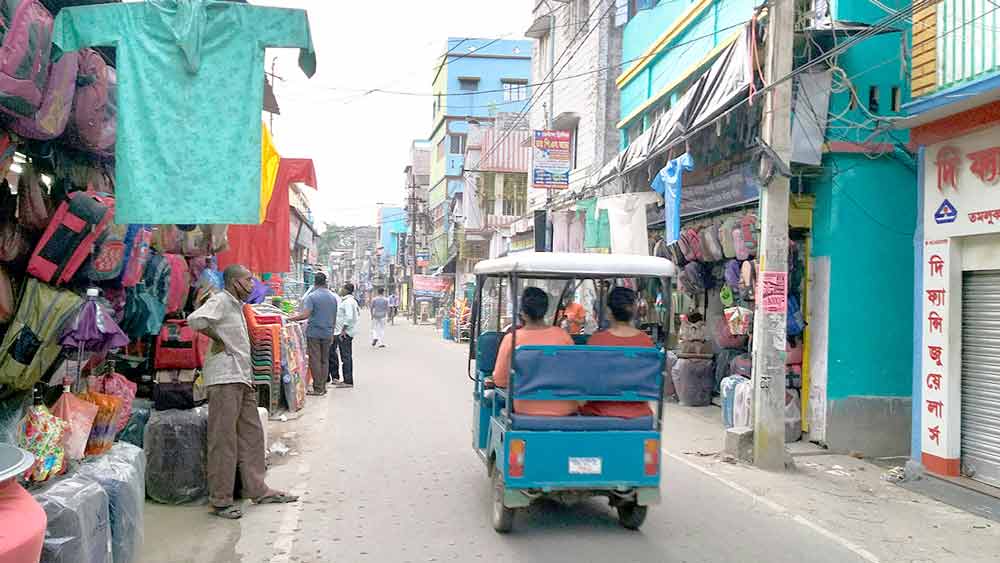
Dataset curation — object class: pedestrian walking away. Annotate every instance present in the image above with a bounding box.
[370,288,389,347]
[388,293,400,325]
[330,282,360,388]
[187,264,298,520]
[289,272,339,395]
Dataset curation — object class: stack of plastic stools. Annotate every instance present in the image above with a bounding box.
[244,306,282,414]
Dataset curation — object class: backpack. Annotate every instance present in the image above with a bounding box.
[154,319,209,370]
[683,262,707,294]
[9,49,77,140]
[120,225,152,287]
[724,259,741,288]
[68,48,116,156]
[666,240,687,267]
[719,217,739,258]
[27,191,113,285]
[0,0,54,118]
[152,225,183,254]
[0,264,11,323]
[143,253,172,308]
[678,228,703,262]
[733,225,749,260]
[121,285,165,340]
[86,222,127,282]
[741,214,759,257]
[700,225,724,262]
[16,168,50,231]
[739,260,756,301]
[163,254,190,314]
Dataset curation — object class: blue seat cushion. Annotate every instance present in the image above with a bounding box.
[510,414,654,431]
[512,346,663,401]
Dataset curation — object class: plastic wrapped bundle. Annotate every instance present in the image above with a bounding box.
[720,375,748,429]
[77,442,145,563]
[32,473,112,563]
[785,389,802,443]
[144,407,208,504]
[671,358,713,407]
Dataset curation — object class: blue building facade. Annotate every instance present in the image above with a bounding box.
[427,38,532,268]
[616,0,916,456]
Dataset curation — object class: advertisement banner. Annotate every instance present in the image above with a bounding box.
[413,274,453,298]
[531,130,571,189]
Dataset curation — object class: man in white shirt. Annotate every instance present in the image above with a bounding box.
[331,282,360,387]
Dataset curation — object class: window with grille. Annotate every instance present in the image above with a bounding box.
[502,174,528,216]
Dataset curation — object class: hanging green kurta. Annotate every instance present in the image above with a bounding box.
[53,0,316,225]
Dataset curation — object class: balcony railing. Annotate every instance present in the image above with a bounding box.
[933,0,1000,93]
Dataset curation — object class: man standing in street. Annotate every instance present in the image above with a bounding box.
[370,288,389,347]
[289,272,338,396]
[388,292,399,325]
[330,282,359,388]
[187,264,298,520]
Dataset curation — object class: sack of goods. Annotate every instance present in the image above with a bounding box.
[786,389,802,443]
[672,358,714,407]
[32,473,113,563]
[77,443,146,563]
[720,375,748,429]
[144,407,208,504]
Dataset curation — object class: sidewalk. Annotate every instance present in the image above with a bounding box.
[663,403,1000,563]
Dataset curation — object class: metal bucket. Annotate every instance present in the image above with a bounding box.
[0,444,34,485]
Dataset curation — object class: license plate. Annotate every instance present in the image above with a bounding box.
[568,457,603,475]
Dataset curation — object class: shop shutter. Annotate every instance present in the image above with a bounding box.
[960,270,1000,488]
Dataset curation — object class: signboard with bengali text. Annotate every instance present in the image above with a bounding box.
[531,130,571,190]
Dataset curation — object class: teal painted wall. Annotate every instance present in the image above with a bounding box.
[618,0,762,134]
[810,153,917,400]
[832,0,909,24]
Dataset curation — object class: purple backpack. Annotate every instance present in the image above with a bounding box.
[724,259,741,288]
[0,0,54,117]
[10,50,77,140]
[68,48,116,156]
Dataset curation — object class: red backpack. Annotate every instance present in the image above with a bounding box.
[163,254,190,314]
[87,223,128,282]
[27,191,113,285]
[154,319,209,370]
[678,228,703,262]
[9,49,77,140]
[68,48,116,156]
[120,225,151,287]
[0,0,54,118]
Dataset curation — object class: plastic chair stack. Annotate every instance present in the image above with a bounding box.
[243,305,282,414]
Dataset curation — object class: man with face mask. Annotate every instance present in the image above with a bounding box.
[187,264,298,519]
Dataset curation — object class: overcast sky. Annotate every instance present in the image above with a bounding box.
[264,1,533,230]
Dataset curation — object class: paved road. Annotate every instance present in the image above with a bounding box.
[143,317,871,563]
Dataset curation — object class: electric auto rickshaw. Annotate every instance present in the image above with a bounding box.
[468,252,675,533]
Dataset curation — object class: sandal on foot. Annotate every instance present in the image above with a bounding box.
[213,505,243,519]
[255,491,299,504]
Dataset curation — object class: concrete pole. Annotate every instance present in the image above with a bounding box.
[752,0,794,471]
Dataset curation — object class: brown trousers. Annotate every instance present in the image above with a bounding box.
[307,337,331,393]
[207,383,269,508]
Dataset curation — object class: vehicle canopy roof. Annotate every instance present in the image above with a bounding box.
[473,252,676,279]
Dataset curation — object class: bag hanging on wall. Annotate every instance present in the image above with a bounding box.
[86,223,128,282]
[163,254,190,314]
[154,320,208,370]
[719,217,739,258]
[9,50,79,140]
[0,0,54,118]
[27,191,113,285]
[68,48,117,156]
[678,228,703,262]
[741,214,759,257]
[700,225,724,262]
[143,253,173,308]
[0,265,13,323]
[119,225,152,287]
[16,169,51,231]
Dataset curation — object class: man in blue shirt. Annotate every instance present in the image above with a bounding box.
[290,273,338,395]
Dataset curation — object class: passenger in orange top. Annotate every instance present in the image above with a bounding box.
[557,294,587,335]
[492,287,576,416]
[581,286,654,419]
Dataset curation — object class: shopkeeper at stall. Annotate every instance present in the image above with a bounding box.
[187,264,299,519]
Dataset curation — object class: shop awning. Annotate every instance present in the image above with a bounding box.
[478,129,531,173]
[602,23,757,181]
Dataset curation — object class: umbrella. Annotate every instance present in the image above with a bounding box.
[60,295,129,353]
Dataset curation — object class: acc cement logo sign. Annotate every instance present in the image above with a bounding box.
[934,199,957,224]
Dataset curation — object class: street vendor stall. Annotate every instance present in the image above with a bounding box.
[0,0,319,560]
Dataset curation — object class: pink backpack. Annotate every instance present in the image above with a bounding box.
[0,0,54,118]
[163,254,190,314]
[68,49,116,156]
[678,228,703,262]
[10,50,77,140]
[741,214,758,257]
[700,225,724,262]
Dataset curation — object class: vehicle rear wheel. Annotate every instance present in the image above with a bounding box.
[616,502,647,530]
[491,469,514,533]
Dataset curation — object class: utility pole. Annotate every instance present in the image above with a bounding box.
[409,181,419,325]
[752,0,794,471]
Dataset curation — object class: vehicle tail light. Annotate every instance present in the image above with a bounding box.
[509,439,526,478]
[644,439,660,476]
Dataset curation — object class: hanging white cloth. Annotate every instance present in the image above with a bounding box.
[551,210,572,253]
[597,193,658,255]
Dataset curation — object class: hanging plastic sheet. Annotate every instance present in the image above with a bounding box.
[597,193,659,256]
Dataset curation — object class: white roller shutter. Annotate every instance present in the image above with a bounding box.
[961,270,1000,488]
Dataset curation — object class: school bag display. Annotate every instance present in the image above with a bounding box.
[68,48,116,156]
[10,50,78,140]
[86,223,128,282]
[162,253,190,313]
[700,225,724,262]
[143,252,172,308]
[719,217,739,258]
[740,214,758,257]
[120,225,152,287]
[154,319,208,370]
[0,278,82,395]
[678,228,703,262]
[0,0,54,118]
[27,191,113,285]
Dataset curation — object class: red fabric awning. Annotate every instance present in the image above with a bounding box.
[217,158,317,273]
